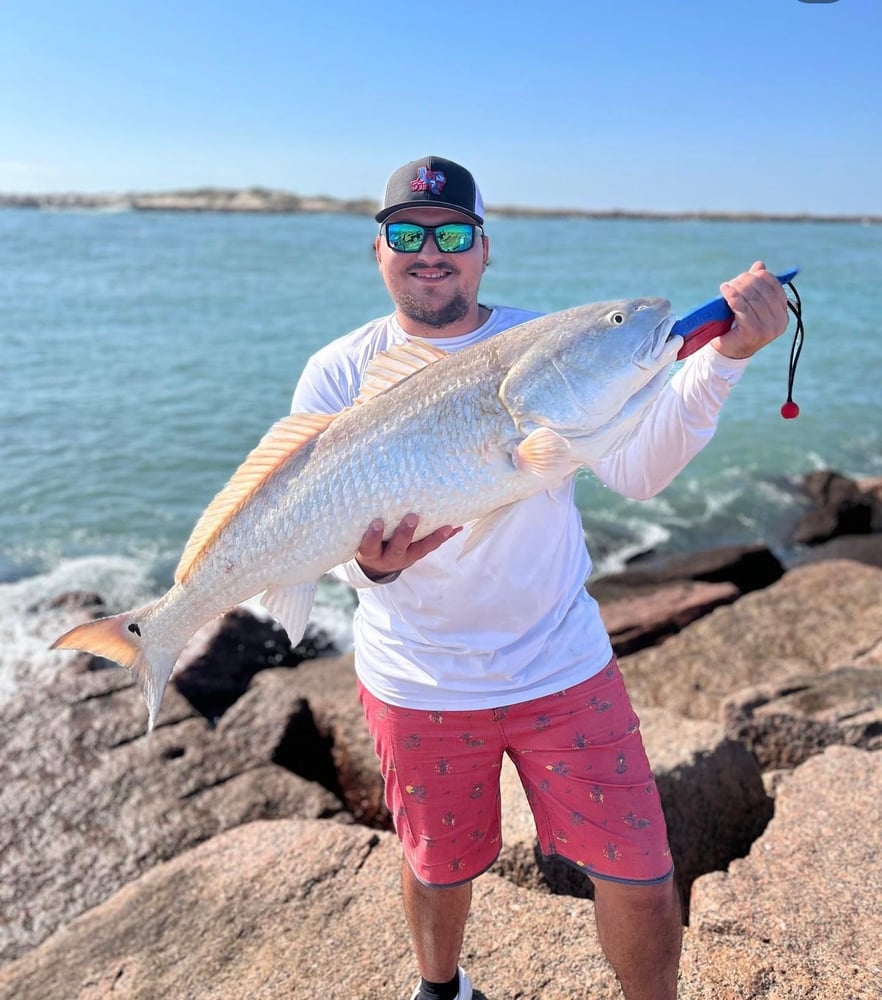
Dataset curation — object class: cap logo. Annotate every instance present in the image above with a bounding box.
[411,167,447,195]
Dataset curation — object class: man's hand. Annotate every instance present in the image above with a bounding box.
[713,261,790,360]
[356,514,462,581]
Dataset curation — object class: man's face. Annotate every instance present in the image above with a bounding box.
[375,207,489,336]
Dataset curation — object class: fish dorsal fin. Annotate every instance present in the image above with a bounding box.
[174,412,336,584]
[355,340,447,404]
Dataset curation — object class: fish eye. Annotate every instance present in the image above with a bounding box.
[610,311,626,325]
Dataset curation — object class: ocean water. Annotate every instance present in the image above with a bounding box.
[2,207,880,693]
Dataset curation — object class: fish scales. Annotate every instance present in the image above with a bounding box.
[200,351,512,592]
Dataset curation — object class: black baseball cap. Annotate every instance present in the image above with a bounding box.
[375,156,485,225]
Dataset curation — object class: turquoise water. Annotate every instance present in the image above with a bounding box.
[2,207,880,652]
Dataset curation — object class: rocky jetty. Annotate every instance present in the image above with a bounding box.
[1,471,880,998]
[0,188,376,215]
[1,188,880,224]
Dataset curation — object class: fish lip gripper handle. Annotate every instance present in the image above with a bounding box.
[672,268,799,359]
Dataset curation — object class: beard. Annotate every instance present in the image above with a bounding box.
[396,290,471,329]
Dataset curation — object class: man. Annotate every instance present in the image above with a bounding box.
[291,156,789,1000]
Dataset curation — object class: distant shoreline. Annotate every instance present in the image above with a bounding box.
[0,187,878,225]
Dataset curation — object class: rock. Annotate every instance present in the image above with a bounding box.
[641,710,772,907]
[0,819,625,1000]
[684,746,882,997]
[28,589,106,614]
[678,932,881,998]
[791,470,882,544]
[792,532,882,570]
[5,551,881,995]
[3,588,118,703]
[3,752,880,1000]
[722,666,882,770]
[598,580,740,655]
[287,652,390,827]
[590,543,784,601]
[651,544,785,593]
[172,607,335,722]
[0,662,347,963]
[618,560,882,720]
[494,710,771,916]
[857,475,882,502]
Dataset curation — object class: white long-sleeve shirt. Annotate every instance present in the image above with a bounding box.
[291,305,749,710]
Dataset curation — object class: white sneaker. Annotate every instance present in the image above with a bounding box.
[409,967,473,1000]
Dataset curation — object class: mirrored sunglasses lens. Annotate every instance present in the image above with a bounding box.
[435,225,474,253]
[386,224,425,252]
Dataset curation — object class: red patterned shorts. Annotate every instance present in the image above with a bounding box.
[358,656,673,887]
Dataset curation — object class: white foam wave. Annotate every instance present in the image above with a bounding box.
[2,558,362,706]
[590,519,672,576]
[0,556,160,706]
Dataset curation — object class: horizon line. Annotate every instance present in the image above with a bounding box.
[0,187,879,225]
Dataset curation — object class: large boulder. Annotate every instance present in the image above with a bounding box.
[791,470,882,544]
[617,560,882,720]
[722,666,882,770]
[286,652,390,827]
[172,606,336,721]
[589,543,784,601]
[0,819,626,1000]
[0,658,347,964]
[683,746,882,997]
[792,532,882,570]
[598,580,739,655]
[6,555,880,997]
[2,746,879,1000]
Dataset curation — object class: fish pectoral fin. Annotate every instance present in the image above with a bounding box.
[175,412,336,585]
[260,581,318,647]
[355,341,447,404]
[512,427,573,478]
[458,505,518,559]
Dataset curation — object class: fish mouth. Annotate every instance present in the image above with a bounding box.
[639,311,681,367]
[660,315,686,357]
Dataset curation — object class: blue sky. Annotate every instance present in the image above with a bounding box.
[1,0,879,214]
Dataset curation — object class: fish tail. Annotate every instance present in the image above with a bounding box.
[51,604,178,731]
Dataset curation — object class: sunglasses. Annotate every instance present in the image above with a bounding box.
[382,221,483,254]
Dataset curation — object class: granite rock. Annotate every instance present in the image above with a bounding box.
[589,543,784,601]
[2,746,880,1000]
[722,666,882,769]
[0,660,346,964]
[791,470,882,544]
[684,745,882,997]
[598,580,740,655]
[618,559,882,719]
